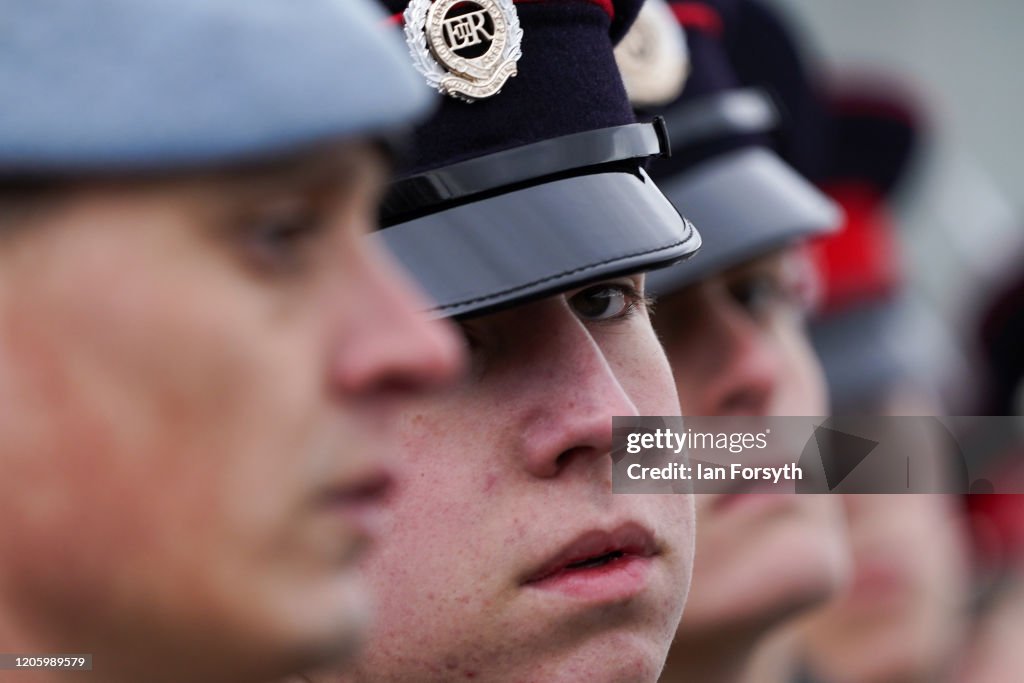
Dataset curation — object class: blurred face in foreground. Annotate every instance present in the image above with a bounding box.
[0,143,463,683]
[654,249,848,653]
[321,275,696,683]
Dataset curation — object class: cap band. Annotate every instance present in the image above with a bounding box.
[387,0,615,25]
[669,1,722,35]
[661,88,779,152]
[381,119,669,225]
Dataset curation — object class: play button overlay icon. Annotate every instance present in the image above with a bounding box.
[798,422,880,493]
[813,425,878,490]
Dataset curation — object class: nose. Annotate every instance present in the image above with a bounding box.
[329,241,465,397]
[691,299,780,416]
[515,303,640,479]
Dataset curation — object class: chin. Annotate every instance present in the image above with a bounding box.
[753,523,847,618]
[261,573,371,675]
[815,644,938,683]
[338,630,671,683]
[511,584,685,683]
[684,506,848,633]
[531,630,670,683]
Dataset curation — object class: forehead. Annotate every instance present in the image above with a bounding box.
[1,141,386,220]
[122,142,390,211]
[711,249,794,285]
[671,247,805,299]
[193,141,387,193]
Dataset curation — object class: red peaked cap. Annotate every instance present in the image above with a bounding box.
[387,0,627,36]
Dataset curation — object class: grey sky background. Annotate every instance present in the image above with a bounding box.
[773,0,1023,202]
[768,0,1023,413]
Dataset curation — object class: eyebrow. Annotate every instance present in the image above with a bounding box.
[0,142,389,232]
[201,142,385,199]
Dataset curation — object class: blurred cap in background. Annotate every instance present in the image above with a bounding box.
[617,0,840,297]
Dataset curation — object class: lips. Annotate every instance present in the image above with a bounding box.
[710,486,798,514]
[304,466,395,565]
[847,556,911,603]
[314,466,395,546]
[523,522,658,599]
[320,467,394,507]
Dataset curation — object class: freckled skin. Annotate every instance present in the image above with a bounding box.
[319,282,695,683]
[0,145,462,683]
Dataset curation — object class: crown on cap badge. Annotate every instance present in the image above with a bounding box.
[405,0,523,102]
[615,0,690,108]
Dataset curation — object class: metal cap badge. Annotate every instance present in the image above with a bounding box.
[614,0,689,108]
[405,0,522,102]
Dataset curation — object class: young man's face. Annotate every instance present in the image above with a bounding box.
[0,143,462,681]
[802,495,969,683]
[328,275,696,683]
[654,249,848,633]
[798,392,970,683]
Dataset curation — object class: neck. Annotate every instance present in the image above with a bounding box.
[0,603,85,683]
[659,628,763,683]
[738,625,804,683]
[0,596,274,683]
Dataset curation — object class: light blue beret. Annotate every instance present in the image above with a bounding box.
[0,0,434,173]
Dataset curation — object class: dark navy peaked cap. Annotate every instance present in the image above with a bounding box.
[727,0,832,182]
[621,0,839,295]
[820,90,921,197]
[0,0,434,174]
[375,0,701,318]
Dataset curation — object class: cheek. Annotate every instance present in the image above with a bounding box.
[0,251,316,594]
[771,319,828,414]
[385,405,496,570]
[657,332,718,415]
[356,405,517,663]
[901,503,967,598]
[651,494,696,575]
[672,369,700,416]
[606,321,681,415]
[0,304,221,617]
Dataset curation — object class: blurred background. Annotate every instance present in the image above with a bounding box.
[769,0,1024,415]
[776,0,1023,200]
[739,3,1024,681]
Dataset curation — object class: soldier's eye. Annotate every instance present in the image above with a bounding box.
[240,199,326,272]
[569,282,645,322]
[728,272,805,320]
